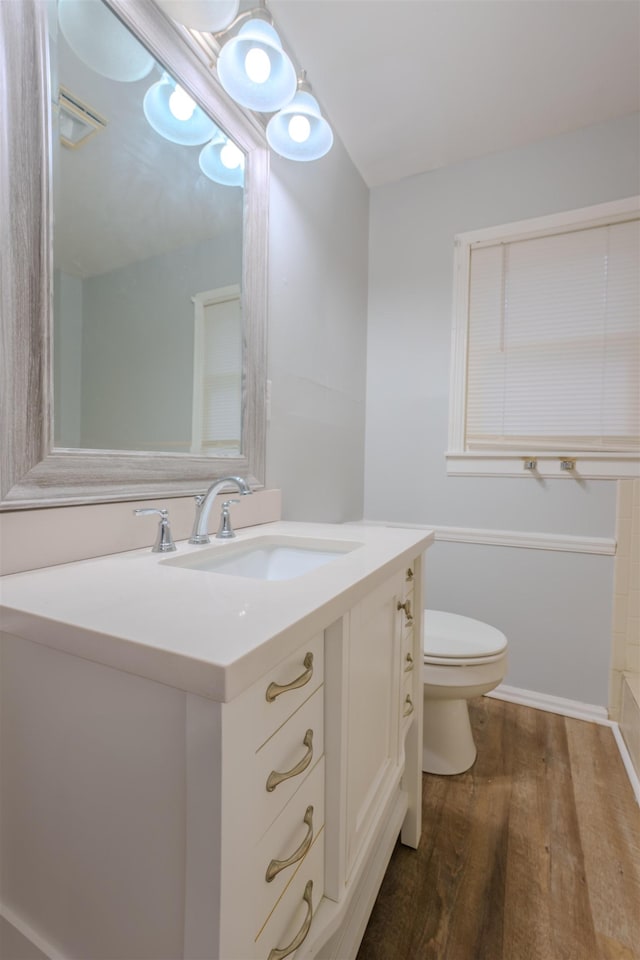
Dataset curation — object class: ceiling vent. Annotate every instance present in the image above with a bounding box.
[57,87,107,149]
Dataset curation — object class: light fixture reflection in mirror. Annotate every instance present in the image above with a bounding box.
[57,0,155,82]
[143,71,216,145]
[199,130,244,187]
[52,0,247,458]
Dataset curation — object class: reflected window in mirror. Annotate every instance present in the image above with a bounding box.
[50,0,246,457]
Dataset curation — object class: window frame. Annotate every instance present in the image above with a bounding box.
[446,196,640,479]
[190,284,242,457]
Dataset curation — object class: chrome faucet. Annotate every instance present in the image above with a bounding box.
[189,475,252,544]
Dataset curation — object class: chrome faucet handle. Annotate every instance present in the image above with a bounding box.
[216,499,241,540]
[134,508,177,553]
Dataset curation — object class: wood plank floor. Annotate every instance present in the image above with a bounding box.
[356,697,640,960]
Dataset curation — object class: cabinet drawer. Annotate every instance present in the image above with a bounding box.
[250,633,324,752]
[252,759,325,937]
[256,828,324,960]
[254,685,324,839]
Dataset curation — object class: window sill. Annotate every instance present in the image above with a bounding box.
[446,452,640,479]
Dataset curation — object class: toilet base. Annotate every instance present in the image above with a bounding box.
[422,697,477,775]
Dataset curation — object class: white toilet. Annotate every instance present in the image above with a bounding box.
[422,610,508,775]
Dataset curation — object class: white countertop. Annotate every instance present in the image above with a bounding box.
[0,521,433,701]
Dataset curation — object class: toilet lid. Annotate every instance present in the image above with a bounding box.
[424,610,507,660]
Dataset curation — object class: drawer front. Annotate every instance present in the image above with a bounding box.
[254,685,325,839]
[252,759,325,937]
[251,633,325,752]
[256,828,324,960]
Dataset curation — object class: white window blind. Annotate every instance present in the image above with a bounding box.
[465,216,640,452]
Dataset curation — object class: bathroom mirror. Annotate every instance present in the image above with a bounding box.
[0,0,268,509]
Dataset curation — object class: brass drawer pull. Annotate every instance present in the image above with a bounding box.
[397,599,413,626]
[403,694,414,718]
[267,880,313,960]
[406,567,414,582]
[404,652,414,672]
[265,652,314,702]
[266,730,314,793]
[266,806,314,882]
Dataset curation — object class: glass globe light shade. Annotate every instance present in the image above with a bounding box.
[154,0,239,33]
[143,74,215,145]
[266,90,333,161]
[57,0,155,82]
[199,133,244,187]
[217,20,296,113]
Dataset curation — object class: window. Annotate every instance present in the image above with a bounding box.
[447,197,640,478]
[191,285,242,457]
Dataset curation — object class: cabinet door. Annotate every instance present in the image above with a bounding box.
[344,572,403,879]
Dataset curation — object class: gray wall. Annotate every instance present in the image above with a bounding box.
[59,232,242,452]
[364,112,640,706]
[266,138,370,521]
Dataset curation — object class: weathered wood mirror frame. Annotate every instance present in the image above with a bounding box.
[0,0,268,510]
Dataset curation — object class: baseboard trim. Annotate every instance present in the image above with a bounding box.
[486,683,609,723]
[487,683,640,805]
[0,900,64,960]
[359,520,616,556]
[611,722,640,807]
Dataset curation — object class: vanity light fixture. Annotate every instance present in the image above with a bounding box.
[266,73,333,161]
[154,0,240,33]
[199,128,244,186]
[143,72,216,145]
[216,14,297,113]
[57,0,154,82]
[156,0,333,164]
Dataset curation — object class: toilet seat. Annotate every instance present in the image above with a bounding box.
[424,650,507,667]
[424,610,507,666]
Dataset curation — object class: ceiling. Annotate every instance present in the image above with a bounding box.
[53,14,243,277]
[269,0,640,188]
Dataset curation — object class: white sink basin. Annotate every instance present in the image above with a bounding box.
[161,535,362,581]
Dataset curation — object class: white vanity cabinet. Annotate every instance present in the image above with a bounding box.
[332,571,404,886]
[315,561,424,960]
[213,632,327,960]
[0,521,432,960]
